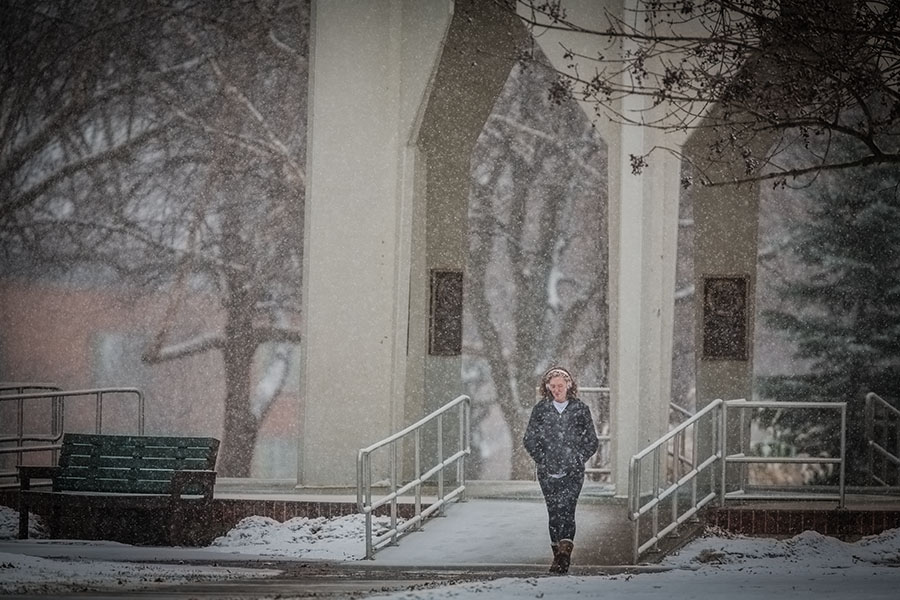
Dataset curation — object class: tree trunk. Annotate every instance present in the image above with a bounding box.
[216,193,260,478]
[218,336,258,477]
[510,433,535,480]
[497,377,538,480]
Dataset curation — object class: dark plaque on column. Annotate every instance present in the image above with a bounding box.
[429,270,463,356]
[702,276,749,361]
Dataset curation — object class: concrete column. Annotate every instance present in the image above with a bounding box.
[687,128,762,488]
[414,0,528,433]
[299,0,452,487]
[300,0,525,487]
[691,180,759,408]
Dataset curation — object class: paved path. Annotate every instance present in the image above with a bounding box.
[1,497,634,568]
[0,491,643,598]
[374,497,634,567]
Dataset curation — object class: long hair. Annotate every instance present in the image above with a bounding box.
[539,366,577,400]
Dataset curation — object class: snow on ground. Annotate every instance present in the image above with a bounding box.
[0,550,279,596]
[0,508,278,595]
[207,513,399,560]
[0,504,46,540]
[2,504,900,598]
[0,506,400,594]
[366,527,900,600]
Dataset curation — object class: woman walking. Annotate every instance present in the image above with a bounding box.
[523,366,599,574]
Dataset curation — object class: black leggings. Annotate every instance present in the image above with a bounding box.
[537,471,585,543]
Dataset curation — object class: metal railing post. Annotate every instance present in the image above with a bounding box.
[651,448,660,551]
[362,450,373,559]
[631,455,640,564]
[390,440,398,545]
[436,413,444,515]
[414,429,422,529]
[137,390,145,435]
[865,395,875,484]
[458,404,466,501]
[671,439,679,536]
[690,418,698,518]
[839,402,847,508]
[95,391,103,433]
[719,401,728,505]
[16,396,24,470]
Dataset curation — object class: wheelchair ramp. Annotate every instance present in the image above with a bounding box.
[373,497,635,566]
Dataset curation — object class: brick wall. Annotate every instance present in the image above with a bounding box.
[706,506,900,539]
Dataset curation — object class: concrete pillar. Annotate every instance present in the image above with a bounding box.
[687,111,769,489]
[413,0,528,438]
[524,0,680,495]
[299,0,452,487]
[300,0,525,487]
[691,177,759,409]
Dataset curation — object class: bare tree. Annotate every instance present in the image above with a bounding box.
[509,0,900,187]
[0,0,308,476]
[466,58,608,479]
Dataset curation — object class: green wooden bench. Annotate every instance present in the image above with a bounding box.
[18,432,220,545]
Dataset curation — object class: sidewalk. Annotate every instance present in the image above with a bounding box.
[373,497,633,566]
[0,496,634,568]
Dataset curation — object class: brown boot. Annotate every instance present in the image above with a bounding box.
[549,544,562,573]
[556,539,574,574]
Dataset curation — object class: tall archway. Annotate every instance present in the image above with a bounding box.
[463,51,609,480]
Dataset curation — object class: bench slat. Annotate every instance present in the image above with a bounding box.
[55,465,201,481]
[62,455,215,470]
[54,477,190,495]
[63,433,220,449]
[62,436,217,458]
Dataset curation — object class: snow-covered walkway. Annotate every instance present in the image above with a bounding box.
[373,497,631,566]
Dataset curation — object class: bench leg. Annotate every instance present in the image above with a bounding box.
[18,494,29,540]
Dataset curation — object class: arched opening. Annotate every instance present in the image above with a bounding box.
[411,2,609,482]
[463,50,609,481]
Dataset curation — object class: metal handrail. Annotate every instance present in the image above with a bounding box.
[865,392,900,486]
[629,398,848,563]
[668,402,695,476]
[669,402,694,421]
[579,386,611,480]
[0,384,63,476]
[0,383,61,394]
[721,400,846,505]
[0,387,145,486]
[629,399,723,563]
[356,394,470,559]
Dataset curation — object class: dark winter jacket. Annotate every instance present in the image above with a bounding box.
[523,398,599,476]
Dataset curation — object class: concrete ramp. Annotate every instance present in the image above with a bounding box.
[373,497,635,567]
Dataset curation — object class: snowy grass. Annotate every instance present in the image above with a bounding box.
[662,527,900,570]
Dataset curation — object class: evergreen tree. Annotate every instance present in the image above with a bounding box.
[757,164,900,485]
